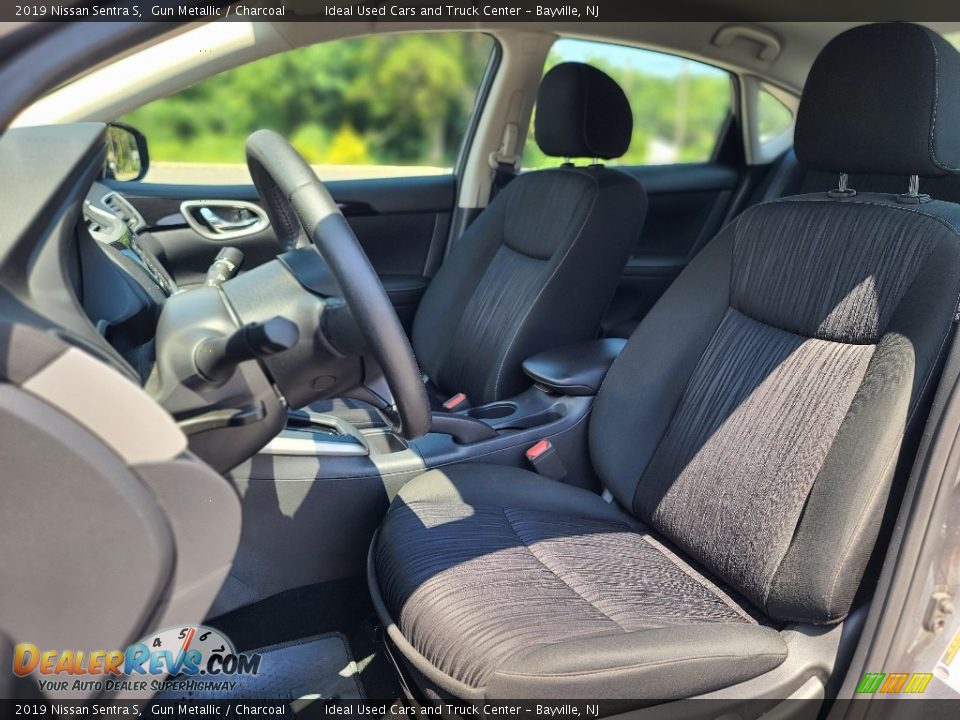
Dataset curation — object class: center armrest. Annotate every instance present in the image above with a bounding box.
[522,338,627,396]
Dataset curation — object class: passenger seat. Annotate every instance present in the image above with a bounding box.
[311,62,646,423]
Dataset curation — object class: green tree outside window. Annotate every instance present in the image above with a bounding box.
[120,33,494,183]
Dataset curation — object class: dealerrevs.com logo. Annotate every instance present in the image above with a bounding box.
[855,672,933,694]
[12,626,260,694]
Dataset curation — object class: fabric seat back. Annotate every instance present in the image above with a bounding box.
[590,23,960,624]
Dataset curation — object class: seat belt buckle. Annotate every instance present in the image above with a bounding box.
[525,439,567,480]
[443,392,470,412]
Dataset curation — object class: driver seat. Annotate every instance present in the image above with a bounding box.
[370,23,960,703]
[315,62,646,421]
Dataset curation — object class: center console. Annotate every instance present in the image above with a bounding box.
[214,338,625,616]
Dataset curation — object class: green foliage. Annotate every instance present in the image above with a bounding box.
[121,33,733,174]
[326,124,370,165]
[120,32,494,168]
[289,123,330,163]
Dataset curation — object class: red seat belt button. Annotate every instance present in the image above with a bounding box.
[525,439,551,461]
[525,439,566,479]
[443,392,469,412]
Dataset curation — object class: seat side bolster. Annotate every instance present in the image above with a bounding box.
[367,527,486,701]
[590,220,735,509]
[486,624,787,700]
[766,223,960,623]
[411,195,508,386]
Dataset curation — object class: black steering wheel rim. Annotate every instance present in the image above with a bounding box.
[245,129,431,440]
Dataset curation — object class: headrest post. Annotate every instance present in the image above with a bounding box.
[828,172,857,199]
[908,175,920,196]
[897,174,931,205]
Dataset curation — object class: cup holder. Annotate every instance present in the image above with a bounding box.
[499,408,563,431]
[467,402,517,420]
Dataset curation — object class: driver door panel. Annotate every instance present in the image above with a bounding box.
[106,175,455,329]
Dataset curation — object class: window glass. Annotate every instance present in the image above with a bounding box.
[757,87,793,144]
[120,33,495,184]
[523,39,731,169]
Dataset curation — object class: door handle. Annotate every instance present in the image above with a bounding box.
[198,206,259,232]
[181,200,270,240]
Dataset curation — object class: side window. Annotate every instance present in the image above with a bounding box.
[523,39,731,169]
[757,87,793,144]
[120,33,495,184]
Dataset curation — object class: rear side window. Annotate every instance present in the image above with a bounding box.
[119,33,496,184]
[523,39,732,169]
[757,87,793,144]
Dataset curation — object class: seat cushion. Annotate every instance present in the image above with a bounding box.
[372,465,787,700]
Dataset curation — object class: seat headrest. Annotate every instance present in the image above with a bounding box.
[534,62,632,160]
[796,23,960,177]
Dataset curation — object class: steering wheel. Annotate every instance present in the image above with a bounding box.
[245,129,431,440]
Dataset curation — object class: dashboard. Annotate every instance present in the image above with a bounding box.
[0,121,395,472]
[0,123,290,471]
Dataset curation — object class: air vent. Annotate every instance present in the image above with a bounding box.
[102,192,146,232]
[82,200,122,243]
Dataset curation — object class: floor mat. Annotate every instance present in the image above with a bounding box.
[207,578,402,700]
[154,632,365,703]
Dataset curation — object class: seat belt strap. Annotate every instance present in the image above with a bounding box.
[490,161,516,199]
[488,123,520,201]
